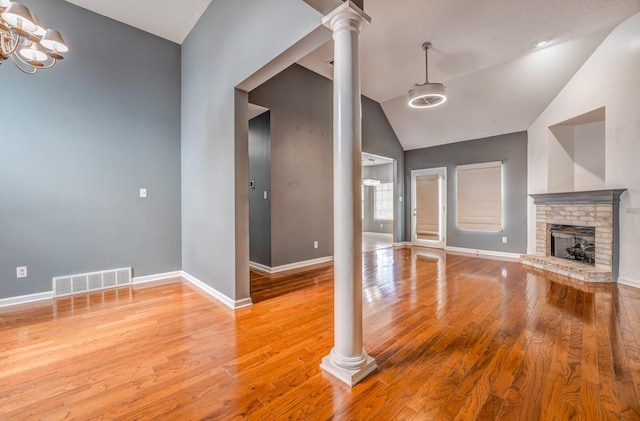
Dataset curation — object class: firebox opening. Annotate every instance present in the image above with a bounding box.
[549,224,595,266]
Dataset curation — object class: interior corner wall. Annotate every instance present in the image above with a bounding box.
[404,132,528,253]
[362,97,405,243]
[249,65,333,267]
[527,11,640,284]
[181,1,321,298]
[248,64,406,267]
[0,0,181,300]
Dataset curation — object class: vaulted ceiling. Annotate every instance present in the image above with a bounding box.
[64,0,640,150]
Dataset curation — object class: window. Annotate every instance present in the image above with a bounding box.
[456,161,502,232]
[374,182,393,220]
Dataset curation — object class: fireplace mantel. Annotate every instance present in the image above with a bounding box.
[523,188,625,282]
[530,189,626,205]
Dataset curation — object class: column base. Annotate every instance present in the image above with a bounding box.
[320,352,377,386]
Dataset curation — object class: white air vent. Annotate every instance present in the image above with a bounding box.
[53,267,132,297]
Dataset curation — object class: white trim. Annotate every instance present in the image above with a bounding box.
[271,256,333,273]
[445,246,521,262]
[249,261,272,274]
[618,277,640,289]
[456,161,503,171]
[249,256,334,274]
[181,271,252,310]
[0,291,53,308]
[133,271,182,285]
[393,242,412,248]
[411,167,447,249]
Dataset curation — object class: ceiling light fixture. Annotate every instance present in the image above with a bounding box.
[533,38,549,48]
[408,42,447,109]
[0,1,68,75]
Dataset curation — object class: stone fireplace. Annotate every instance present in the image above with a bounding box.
[521,189,625,282]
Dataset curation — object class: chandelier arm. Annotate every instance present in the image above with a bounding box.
[5,28,21,55]
[9,53,37,75]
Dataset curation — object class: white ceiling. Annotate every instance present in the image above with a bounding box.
[298,0,640,150]
[362,152,394,167]
[66,0,640,150]
[64,0,212,44]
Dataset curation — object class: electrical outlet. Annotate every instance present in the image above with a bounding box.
[502,237,508,244]
[16,266,27,278]
[380,224,383,228]
[139,188,147,198]
[313,241,318,249]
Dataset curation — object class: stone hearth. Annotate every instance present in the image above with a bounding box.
[521,189,625,282]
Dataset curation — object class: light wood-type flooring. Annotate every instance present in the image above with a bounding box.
[1,247,640,419]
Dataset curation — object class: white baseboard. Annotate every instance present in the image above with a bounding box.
[250,256,334,274]
[133,270,183,284]
[249,261,272,273]
[445,246,522,262]
[393,242,412,248]
[181,271,252,309]
[0,270,253,311]
[618,277,640,289]
[0,291,53,308]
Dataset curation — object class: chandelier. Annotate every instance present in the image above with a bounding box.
[0,1,68,74]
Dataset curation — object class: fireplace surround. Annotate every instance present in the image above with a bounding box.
[521,189,626,282]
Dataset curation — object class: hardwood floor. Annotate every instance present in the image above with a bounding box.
[1,248,639,420]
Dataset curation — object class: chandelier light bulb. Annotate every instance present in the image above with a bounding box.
[19,42,48,62]
[1,2,37,32]
[41,29,68,53]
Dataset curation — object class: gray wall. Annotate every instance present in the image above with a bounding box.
[249,65,333,266]
[248,112,272,266]
[249,64,405,266]
[362,97,405,243]
[181,0,321,300]
[404,131,528,253]
[0,0,181,299]
[362,164,394,234]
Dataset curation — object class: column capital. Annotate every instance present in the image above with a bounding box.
[322,1,371,33]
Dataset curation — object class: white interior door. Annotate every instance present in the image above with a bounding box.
[412,168,447,249]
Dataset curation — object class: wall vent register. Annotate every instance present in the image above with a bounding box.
[53,267,132,297]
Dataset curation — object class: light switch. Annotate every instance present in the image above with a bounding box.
[264,191,268,200]
[140,188,147,198]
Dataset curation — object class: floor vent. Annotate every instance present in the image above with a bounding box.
[53,267,132,297]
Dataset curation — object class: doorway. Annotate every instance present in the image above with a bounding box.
[411,168,447,249]
[362,152,395,252]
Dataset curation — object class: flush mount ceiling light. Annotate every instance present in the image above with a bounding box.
[533,38,550,48]
[408,42,447,109]
[0,1,68,75]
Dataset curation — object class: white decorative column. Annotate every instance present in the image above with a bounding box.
[320,1,376,386]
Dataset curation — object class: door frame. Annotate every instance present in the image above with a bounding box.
[411,167,447,249]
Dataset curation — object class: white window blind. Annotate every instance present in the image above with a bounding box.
[374,182,393,221]
[415,175,440,239]
[456,161,502,232]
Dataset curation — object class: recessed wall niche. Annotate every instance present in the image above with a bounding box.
[548,107,605,192]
